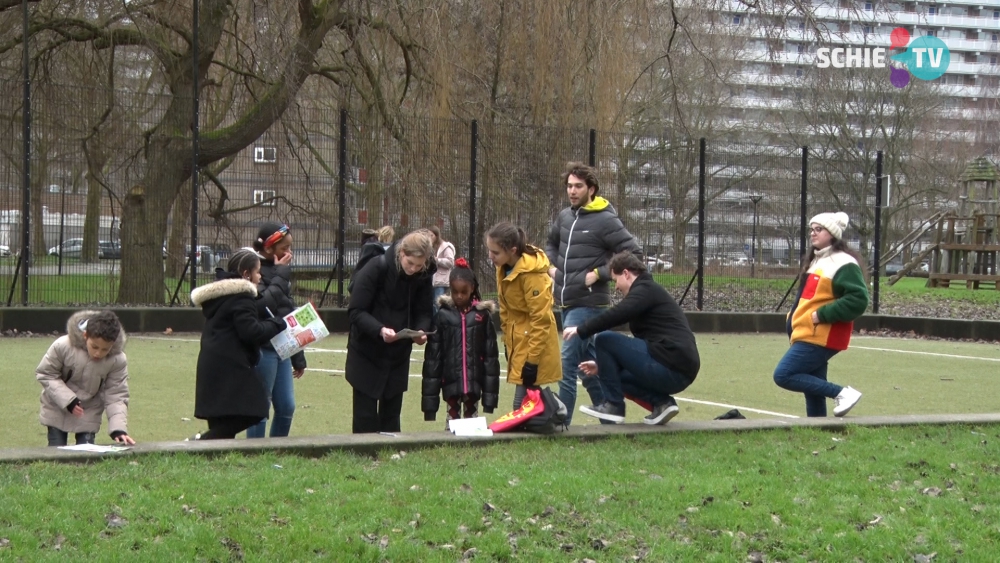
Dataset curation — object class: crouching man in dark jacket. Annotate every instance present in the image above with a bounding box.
[562,252,700,425]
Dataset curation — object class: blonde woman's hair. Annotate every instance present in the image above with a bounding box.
[377,225,395,243]
[395,230,434,272]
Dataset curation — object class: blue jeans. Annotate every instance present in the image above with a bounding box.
[246,348,296,438]
[558,307,606,425]
[432,286,448,315]
[593,332,691,412]
[773,342,842,417]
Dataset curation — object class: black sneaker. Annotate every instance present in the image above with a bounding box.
[579,402,626,423]
[643,399,679,425]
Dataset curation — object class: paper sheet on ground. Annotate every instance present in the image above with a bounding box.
[270,302,330,360]
[448,416,493,437]
[57,444,131,453]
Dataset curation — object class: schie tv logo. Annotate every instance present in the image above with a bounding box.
[815,27,950,88]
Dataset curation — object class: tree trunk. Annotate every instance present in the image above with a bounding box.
[672,213,688,272]
[167,178,192,280]
[30,157,48,260]
[82,146,109,263]
[117,130,190,304]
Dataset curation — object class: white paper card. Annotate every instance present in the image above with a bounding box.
[448,417,493,437]
[57,444,131,453]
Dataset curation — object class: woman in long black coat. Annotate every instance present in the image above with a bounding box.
[346,230,436,433]
[191,249,287,440]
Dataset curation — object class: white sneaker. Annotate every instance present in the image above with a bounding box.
[833,386,862,417]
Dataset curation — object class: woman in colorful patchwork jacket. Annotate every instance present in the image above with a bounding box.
[774,212,869,417]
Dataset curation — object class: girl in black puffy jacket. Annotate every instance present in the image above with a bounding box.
[247,222,306,439]
[421,258,501,425]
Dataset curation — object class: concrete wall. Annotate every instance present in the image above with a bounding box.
[1,308,998,341]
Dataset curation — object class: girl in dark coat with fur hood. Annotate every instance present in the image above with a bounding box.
[346,230,436,433]
[190,249,287,440]
[422,258,500,424]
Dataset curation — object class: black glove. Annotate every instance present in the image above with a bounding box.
[521,362,538,388]
[65,398,81,413]
[483,407,494,414]
[291,351,307,372]
[424,412,436,422]
[109,430,128,440]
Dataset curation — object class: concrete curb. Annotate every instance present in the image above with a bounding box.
[4,413,999,465]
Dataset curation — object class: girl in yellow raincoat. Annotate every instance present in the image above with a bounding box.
[485,222,562,410]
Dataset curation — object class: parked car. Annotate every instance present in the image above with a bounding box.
[883,259,929,276]
[98,240,121,259]
[48,238,84,258]
[207,243,232,263]
[644,254,673,273]
[193,245,217,271]
[0,245,9,257]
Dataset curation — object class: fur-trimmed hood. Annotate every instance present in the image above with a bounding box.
[436,294,497,313]
[66,310,127,354]
[191,278,257,307]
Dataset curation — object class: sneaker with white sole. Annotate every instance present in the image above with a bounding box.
[579,402,626,423]
[184,433,202,442]
[643,400,680,425]
[833,386,862,417]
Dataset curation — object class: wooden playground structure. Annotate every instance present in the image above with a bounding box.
[883,157,1000,289]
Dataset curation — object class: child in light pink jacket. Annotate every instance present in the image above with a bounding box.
[36,310,134,446]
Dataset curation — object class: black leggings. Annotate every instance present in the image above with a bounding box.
[352,390,404,434]
[201,416,261,440]
[47,427,96,447]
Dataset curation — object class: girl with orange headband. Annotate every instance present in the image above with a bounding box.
[247,221,307,438]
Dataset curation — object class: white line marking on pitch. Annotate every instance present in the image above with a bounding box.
[308,369,507,375]
[137,339,798,418]
[673,397,798,418]
[304,372,797,419]
[853,346,1000,362]
[308,348,424,355]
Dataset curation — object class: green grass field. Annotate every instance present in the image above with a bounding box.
[2,332,999,448]
[3,333,1000,560]
[1,425,998,560]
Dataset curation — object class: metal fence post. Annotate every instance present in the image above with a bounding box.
[800,146,808,264]
[697,138,706,311]
[337,108,348,305]
[20,0,31,305]
[469,120,478,272]
[873,150,883,313]
[189,0,200,294]
[588,129,596,167]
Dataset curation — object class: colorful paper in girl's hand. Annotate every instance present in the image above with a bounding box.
[270,303,329,359]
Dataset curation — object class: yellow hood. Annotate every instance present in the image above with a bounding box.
[505,246,553,278]
[580,196,611,213]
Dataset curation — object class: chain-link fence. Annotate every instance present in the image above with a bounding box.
[2,80,910,310]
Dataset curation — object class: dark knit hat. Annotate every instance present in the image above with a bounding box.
[253,221,289,251]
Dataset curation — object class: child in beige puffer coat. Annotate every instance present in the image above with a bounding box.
[36,310,134,446]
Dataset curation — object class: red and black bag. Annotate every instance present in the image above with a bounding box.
[489,387,567,434]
